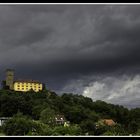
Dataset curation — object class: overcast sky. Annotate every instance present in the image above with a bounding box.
[0,4,140,108]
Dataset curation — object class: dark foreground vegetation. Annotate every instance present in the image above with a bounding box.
[0,89,140,136]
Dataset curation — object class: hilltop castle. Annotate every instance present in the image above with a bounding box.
[2,69,43,92]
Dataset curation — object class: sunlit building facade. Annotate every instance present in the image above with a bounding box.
[14,80,43,92]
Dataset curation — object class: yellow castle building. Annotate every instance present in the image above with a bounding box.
[14,80,43,92]
[5,69,43,92]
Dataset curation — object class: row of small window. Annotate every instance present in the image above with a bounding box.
[16,88,39,91]
[17,84,40,86]
[16,85,42,88]
[16,87,41,89]
[17,88,42,91]
[16,83,41,86]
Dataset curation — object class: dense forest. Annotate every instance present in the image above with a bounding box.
[0,89,140,136]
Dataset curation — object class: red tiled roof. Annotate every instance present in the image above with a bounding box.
[14,79,41,84]
[102,119,116,126]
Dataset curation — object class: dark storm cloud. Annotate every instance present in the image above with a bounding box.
[1,4,140,107]
[0,5,136,75]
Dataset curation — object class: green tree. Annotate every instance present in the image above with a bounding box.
[40,107,56,125]
[128,120,139,134]
[52,125,82,136]
[27,120,53,136]
[64,105,87,123]
[136,129,140,136]
[0,94,19,116]
[103,124,128,136]
[80,119,96,135]
[2,113,33,136]
[32,105,45,120]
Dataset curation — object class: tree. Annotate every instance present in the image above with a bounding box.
[51,125,82,136]
[1,81,7,90]
[40,107,56,125]
[80,119,96,135]
[103,124,128,136]
[128,120,139,134]
[2,113,33,136]
[1,89,140,136]
[27,120,53,136]
[32,105,45,120]
[0,94,19,116]
[42,83,47,91]
[136,129,140,136]
[94,125,107,136]
[64,105,88,123]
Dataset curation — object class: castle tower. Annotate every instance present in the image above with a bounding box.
[6,69,14,90]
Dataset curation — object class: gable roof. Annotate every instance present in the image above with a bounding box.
[102,119,116,126]
[14,79,41,84]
